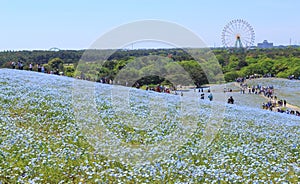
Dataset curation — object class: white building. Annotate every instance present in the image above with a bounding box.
[257,40,273,48]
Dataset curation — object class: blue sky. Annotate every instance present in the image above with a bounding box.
[1,0,300,50]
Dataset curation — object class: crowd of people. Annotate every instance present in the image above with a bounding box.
[10,61,62,75]
[146,85,172,94]
[239,83,275,97]
[262,96,300,116]
[11,61,24,70]
[238,80,300,117]
[195,88,213,101]
[142,85,216,99]
[288,75,300,80]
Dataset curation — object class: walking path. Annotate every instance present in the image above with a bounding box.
[234,82,300,112]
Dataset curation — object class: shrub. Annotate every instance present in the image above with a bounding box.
[224,71,240,82]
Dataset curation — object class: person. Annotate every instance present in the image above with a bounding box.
[11,61,16,69]
[180,92,183,96]
[208,93,213,101]
[283,100,287,107]
[262,103,266,109]
[228,96,234,104]
[37,64,42,72]
[156,85,160,92]
[17,61,21,69]
[200,93,205,99]
[19,62,23,70]
[29,63,33,71]
[41,65,45,73]
[55,69,59,75]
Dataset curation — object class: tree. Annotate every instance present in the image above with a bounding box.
[236,53,248,70]
[64,66,75,77]
[48,58,64,72]
[291,66,300,77]
[179,60,208,87]
[224,71,240,82]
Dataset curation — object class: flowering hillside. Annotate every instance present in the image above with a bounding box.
[0,69,299,183]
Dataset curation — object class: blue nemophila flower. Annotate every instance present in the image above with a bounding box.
[0,69,299,183]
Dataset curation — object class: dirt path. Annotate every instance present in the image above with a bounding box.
[285,103,300,112]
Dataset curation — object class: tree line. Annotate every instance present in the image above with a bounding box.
[1,47,300,87]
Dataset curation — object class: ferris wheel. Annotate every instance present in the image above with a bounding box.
[221,19,255,49]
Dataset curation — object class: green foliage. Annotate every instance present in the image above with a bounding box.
[43,64,50,72]
[48,58,64,72]
[291,66,300,76]
[276,72,289,78]
[64,65,75,77]
[179,60,208,87]
[137,76,165,86]
[2,48,300,84]
[223,55,238,73]
[0,50,82,68]
[215,54,227,66]
[224,71,240,82]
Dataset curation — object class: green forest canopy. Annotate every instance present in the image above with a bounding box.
[1,47,300,87]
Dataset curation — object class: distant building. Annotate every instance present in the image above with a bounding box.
[257,40,273,49]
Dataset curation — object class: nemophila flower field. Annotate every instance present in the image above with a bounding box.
[0,69,299,183]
